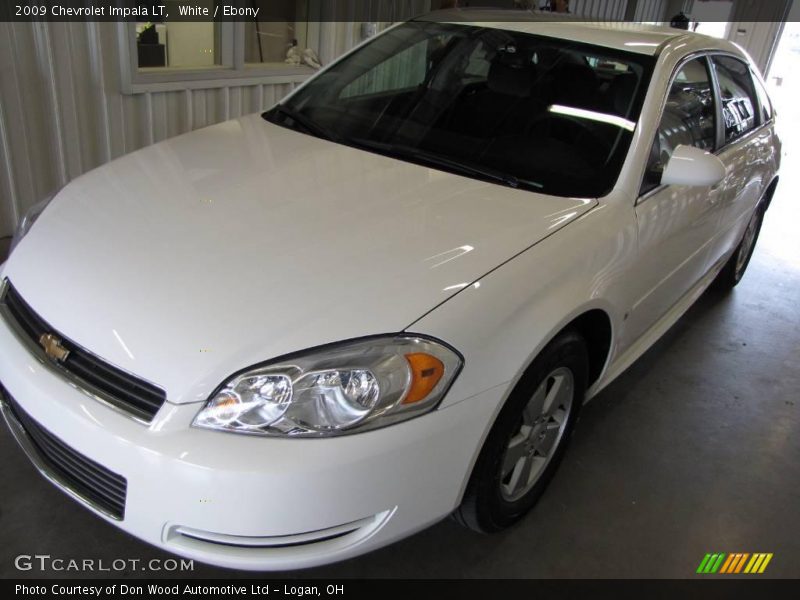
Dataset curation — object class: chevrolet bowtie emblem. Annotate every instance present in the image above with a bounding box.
[39,333,70,363]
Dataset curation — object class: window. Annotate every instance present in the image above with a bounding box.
[267,22,655,198]
[135,2,221,69]
[712,56,759,144]
[122,1,316,93]
[243,1,309,65]
[341,38,431,99]
[751,72,774,123]
[641,57,716,194]
[136,19,220,69]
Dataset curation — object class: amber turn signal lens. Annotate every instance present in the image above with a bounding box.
[403,352,445,404]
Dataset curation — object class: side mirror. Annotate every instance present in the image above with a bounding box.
[661,145,726,187]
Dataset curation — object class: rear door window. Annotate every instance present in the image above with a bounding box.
[712,56,759,144]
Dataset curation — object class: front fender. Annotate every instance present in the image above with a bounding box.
[408,196,636,411]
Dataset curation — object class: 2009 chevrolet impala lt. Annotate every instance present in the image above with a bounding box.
[0,11,780,570]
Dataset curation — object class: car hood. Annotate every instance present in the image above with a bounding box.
[4,114,596,403]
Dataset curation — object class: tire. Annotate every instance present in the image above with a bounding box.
[713,204,764,291]
[453,331,588,533]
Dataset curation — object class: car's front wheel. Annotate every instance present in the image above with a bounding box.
[454,331,588,533]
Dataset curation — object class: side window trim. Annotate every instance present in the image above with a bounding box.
[636,52,715,203]
[707,53,726,151]
[750,66,775,127]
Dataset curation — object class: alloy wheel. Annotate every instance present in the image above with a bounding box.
[499,367,574,502]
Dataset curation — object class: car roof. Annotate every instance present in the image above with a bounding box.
[416,8,740,57]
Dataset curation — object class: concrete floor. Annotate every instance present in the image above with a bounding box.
[1,178,798,579]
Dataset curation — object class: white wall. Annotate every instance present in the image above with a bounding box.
[0,21,306,239]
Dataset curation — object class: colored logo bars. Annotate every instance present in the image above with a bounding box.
[697,553,773,574]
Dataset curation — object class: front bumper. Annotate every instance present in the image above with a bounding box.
[0,310,502,570]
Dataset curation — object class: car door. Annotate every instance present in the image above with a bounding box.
[704,55,772,272]
[624,56,724,345]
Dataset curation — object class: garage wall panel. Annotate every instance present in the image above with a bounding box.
[725,0,791,75]
[0,28,22,233]
[572,0,629,20]
[0,22,55,230]
[0,22,310,239]
[633,0,668,22]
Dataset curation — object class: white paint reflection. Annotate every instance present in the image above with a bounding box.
[112,329,135,360]
[80,405,102,427]
[549,105,636,131]
[426,245,474,269]
[443,283,470,292]
[549,211,578,229]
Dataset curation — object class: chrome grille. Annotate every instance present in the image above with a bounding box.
[0,280,166,422]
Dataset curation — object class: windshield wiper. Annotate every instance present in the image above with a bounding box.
[265,104,340,143]
[347,138,543,191]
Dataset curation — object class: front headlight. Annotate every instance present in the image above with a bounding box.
[193,335,462,437]
[9,193,57,254]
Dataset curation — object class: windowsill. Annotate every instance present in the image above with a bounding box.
[124,64,315,94]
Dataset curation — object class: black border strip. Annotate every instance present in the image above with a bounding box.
[2,2,797,23]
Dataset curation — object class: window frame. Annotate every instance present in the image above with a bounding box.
[749,66,775,125]
[118,20,320,94]
[637,50,774,205]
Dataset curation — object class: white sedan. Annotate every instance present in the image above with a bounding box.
[0,12,780,570]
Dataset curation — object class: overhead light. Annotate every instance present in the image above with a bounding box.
[549,105,637,131]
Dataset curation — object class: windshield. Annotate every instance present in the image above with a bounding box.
[265,22,655,198]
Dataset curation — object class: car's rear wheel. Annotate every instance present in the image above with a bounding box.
[713,205,764,290]
[453,331,588,533]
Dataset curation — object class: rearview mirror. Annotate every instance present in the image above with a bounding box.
[661,145,726,188]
